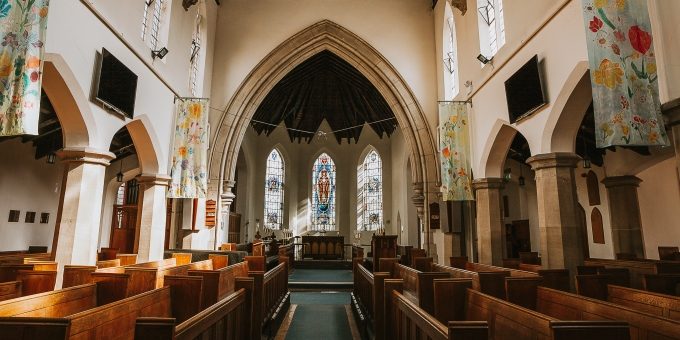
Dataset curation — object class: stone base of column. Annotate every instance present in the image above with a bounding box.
[135,174,171,263]
[472,178,504,266]
[602,176,644,258]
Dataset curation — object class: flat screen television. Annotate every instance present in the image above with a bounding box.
[504,55,546,123]
[94,48,138,119]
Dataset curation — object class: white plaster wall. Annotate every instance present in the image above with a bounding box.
[499,159,539,254]
[638,158,680,259]
[0,139,62,251]
[574,165,614,259]
[236,122,399,246]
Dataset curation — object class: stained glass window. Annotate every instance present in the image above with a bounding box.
[444,3,459,99]
[311,153,336,231]
[141,0,164,49]
[357,150,383,231]
[189,13,202,96]
[264,149,284,230]
[477,0,505,59]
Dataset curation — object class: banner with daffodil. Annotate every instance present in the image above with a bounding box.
[0,0,50,136]
[168,98,209,198]
[438,102,473,201]
[582,0,668,147]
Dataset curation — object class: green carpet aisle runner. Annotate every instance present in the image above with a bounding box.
[283,292,354,340]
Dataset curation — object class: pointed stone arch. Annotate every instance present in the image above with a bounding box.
[479,121,528,178]
[208,20,438,228]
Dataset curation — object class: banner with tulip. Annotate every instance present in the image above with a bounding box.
[438,102,473,201]
[168,98,209,198]
[0,0,50,136]
[582,0,668,147]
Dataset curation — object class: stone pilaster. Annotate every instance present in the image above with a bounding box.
[602,176,644,258]
[472,178,504,266]
[662,100,680,185]
[527,152,584,274]
[52,148,115,287]
[134,174,171,262]
[218,180,237,247]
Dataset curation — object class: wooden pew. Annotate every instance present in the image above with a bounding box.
[0,262,57,296]
[172,252,193,266]
[585,258,680,289]
[433,280,630,339]
[95,259,120,268]
[608,285,680,321]
[0,281,21,302]
[254,262,290,338]
[381,260,449,315]
[0,252,50,266]
[63,258,178,288]
[643,274,680,296]
[245,255,265,272]
[187,261,250,309]
[0,285,173,339]
[433,263,510,299]
[352,262,389,340]
[391,289,489,340]
[116,254,138,266]
[465,259,570,292]
[535,286,680,339]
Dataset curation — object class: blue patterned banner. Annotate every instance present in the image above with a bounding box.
[0,0,50,136]
[582,0,668,147]
[168,98,209,198]
[439,102,473,201]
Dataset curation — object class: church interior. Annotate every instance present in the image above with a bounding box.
[0,0,679,339]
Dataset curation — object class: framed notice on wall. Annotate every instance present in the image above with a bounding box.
[429,202,440,230]
[205,199,216,227]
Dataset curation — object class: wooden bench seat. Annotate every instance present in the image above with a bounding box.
[433,279,630,340]
[457,258,571,292]
[608,285,680,320]
[63,257,178,288]
[644,274,680,296]
[433,263,511,299]
[585,258,680,289]
[0,281,21,302]
[352,261,390,340]
[0,252,51,266]
[0,262,57,296]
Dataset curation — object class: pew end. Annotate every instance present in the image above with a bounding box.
[433,278,473,324]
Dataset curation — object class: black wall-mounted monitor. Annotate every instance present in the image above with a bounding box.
[504,55,546,123]
[94,48,138,119]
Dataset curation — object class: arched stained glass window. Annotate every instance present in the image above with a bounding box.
[264,149,284,230]
[311,153,336,231]
[357,150,383,231]
[443,3,459,99]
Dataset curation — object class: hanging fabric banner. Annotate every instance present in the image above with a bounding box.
[168,98,209,198]
[439,102,473,201]
[0,0,50,136]
[581,0,668,147]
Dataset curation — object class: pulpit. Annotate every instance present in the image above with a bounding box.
[301,235,344,259]
[371,235,397,271]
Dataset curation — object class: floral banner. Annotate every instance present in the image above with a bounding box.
[0,0,49,136]
[439,102,473,201]
[582,0,668,147]
[168,98,209,198]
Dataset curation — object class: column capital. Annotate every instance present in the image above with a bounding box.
[472,177,504,191]
[602,175,642,188]
[527,152,580,171]
[56,147,116,166]
[136,174,171,187]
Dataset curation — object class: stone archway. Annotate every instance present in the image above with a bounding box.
[208,20,438,248]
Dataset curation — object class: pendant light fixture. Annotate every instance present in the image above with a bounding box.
[581,126,591,169]
[518,165,525,186]
[46,153,56,164]
[116,158,124,182]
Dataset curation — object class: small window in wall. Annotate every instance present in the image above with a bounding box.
[189,12,202,96]
[312,153,336,231]
[477,0,505,60]
[141,0,165,49]
[264,149,285,230]
[586,171,601,206]
[25,212,36,223]
[8,210,19,222]
[357,150,383,231]
[40,213,50,224]
[591,207,605,244]
[443,3,459,99]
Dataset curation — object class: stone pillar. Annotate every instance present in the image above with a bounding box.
[602,176,644,258]
[472,178,504,266]
[527,153,584,273]
[134,174,171,262]
[52,148,115,287]
[218,180,236,248]
[663,103,680,185]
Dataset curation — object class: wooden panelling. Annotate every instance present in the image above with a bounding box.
[0,281,21,302]
[0,284,97,317]
[608,285,680,320]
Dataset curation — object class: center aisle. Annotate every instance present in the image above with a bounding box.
[277,268,359,339]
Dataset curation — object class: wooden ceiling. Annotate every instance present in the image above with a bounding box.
[250,51,397,143]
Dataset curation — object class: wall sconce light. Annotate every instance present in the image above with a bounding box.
[580,126,591,169]
[503,168,512,182]
[46,153,56,164]
[151,47,169,60]
[116,159,124,182]
[583,157,592,169]
[477,54,492,64]
[518,166,525,186]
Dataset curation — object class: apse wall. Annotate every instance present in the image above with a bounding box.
[0,139,61,251]
[234,122,416,246]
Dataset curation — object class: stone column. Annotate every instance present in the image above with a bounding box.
[663,103,680,185]
[527,153,584,273]
[52,148,115,287]
[134,174,171,262]
[218,180,236,247]
[602,176,644,258]
[472,178,504,266]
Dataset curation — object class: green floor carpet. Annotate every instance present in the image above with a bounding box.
[290,291,351,305]
[285,292,353,340]
[289,269,353,283]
